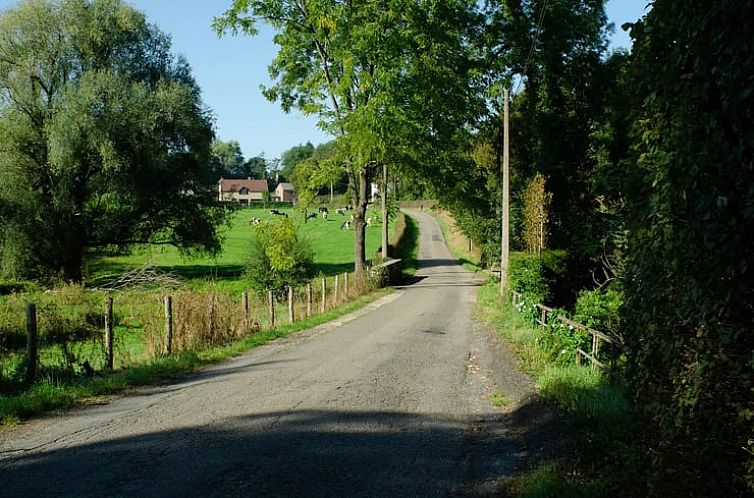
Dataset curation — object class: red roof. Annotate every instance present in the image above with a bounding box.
[219,178,268,193]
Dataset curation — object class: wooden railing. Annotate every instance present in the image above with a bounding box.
[510,290,622,370]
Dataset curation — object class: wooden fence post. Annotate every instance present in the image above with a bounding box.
[334,274,339,306]
[164,296,173,355]
[25,303,38,384]
[306,283,312,318]
[267,289,275,328]
[321,278,326,313]
[288,286,294,323]
[344,272,349,298]
[540,306,546,327]
[104,296,114,370]
[591,335,600,370]
[242,291,249,331]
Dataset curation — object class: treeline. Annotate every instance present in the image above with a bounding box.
[437,1,753,496]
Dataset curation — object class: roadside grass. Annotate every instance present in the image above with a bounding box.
[475,281,635,497]
[508,463,596,498]
[0,288,391,427]
[489,390,510,408]
[430,208,482,271]
[85,207,386,287]
[0,204,420,426]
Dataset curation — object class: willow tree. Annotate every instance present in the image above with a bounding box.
[0,0,223,282]
[215,0,484,275]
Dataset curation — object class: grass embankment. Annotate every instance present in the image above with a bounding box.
[391,211,419,276]
[476,281,634,497]
[430,207,482,271]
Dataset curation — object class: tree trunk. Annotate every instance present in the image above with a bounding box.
[381,163,388,259]
[61,236,84,282]
[352,165,369,276]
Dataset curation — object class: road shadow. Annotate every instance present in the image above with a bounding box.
[1,400,569,498]
[416,258,465,269]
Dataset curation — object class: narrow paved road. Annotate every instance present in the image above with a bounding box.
[0,210,527,497]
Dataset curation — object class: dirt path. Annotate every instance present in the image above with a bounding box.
[0,209,541,497]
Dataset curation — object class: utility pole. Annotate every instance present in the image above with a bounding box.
[500,89,510,297]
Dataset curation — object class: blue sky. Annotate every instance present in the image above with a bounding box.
[0,0,650,160]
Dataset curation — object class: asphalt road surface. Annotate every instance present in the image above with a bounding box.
[0,209,532,497]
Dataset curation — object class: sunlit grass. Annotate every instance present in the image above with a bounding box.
[86,206,387,285]
[475,280,634,497]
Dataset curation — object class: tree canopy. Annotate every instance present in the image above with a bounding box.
[280,142,315,180]
[210,139,246,179]
[215,0,485,274]
[0,0,224,282]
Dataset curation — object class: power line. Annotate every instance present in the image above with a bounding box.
[513,0,549,97]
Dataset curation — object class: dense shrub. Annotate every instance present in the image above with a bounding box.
[509,253,550,304]
[624,1,754,495]
[245,218,315,297]
[573,287,622,336]
[538,318,591,367]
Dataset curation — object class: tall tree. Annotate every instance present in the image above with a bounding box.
[245,156,269,179]
[210,139,246,179]
[280,142,315,180]
[0,0,224,282]
[495,0,612,252]
[215,0,484,275]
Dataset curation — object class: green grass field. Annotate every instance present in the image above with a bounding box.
[86,206,386,288]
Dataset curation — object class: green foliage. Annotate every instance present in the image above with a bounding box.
[573,287,622,336]
[280,142,315,180]
[477,281,635,497]
[508,463,594,498]
[537,318,590,367]
[0,279,37,296]
[245,217,315,295]
[0,0,224,282]
[522,173,553,254]
[210,139,246,180]
[215,0,486,274]
[622,1,754,495]
[391,212,419,276]
[509,253,550,304]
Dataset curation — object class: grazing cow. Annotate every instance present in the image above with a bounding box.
[319,206,329,214]
[250,217,262,225]
[269,209,281,215]
[306,213,317,221]
[322,211,328,220]
[340,220,351,230]
[335,207,346,216]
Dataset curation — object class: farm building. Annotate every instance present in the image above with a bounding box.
[218,178,269,205]
[273,182,297,202]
